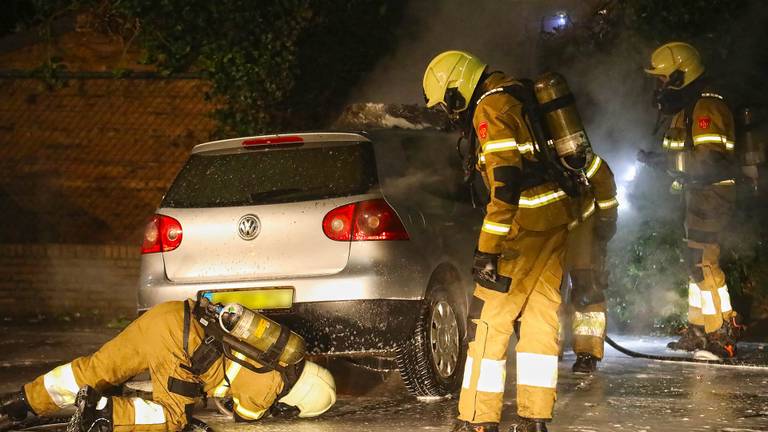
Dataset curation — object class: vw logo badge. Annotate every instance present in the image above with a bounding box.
[237,214,261,241]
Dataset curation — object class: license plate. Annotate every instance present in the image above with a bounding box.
[200,287,294,310]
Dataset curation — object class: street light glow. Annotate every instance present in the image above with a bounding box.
[624,164,637,182]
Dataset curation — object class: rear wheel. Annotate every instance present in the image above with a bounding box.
[395,287,465,397]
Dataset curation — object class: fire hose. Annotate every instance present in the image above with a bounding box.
[604,335,768,368]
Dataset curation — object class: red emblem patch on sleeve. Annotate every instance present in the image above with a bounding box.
[698,116,711,130]
[478,121,488,140]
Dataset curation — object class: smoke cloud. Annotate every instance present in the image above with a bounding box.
[349,0,691,332]
[353,1,593,104]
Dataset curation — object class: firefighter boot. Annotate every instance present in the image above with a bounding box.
[0,389,32,422]
[452,420,499,432]
[666,324,706,351]
[66,386,112,432]
[507,416,548,432]
[572,353,598,374]
[704,323,738,359]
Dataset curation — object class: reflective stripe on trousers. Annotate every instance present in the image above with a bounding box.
[132,399,167,425]
[458,226,566,422]
[462,358,507,393]
[516,353,558,388]
[572,311,606,338]
[688,281,734,332]
[571,304,607,359]
[42,363,80,408]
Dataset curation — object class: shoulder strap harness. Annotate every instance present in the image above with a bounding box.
[476,81,582,197]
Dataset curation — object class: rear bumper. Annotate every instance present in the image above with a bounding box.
[137,240,432,308]
[265,299,422,356]
[136,299,422,356]
[137,250,429,355]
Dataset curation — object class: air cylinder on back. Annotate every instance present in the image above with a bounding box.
[534,71,593,171]
[220,303,306,367]
[737,106,766,191]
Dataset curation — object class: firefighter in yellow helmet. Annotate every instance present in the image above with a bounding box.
[639,41,745,357]
[424,50,592,432]
[565,153,619,374]
[0,299,336,432]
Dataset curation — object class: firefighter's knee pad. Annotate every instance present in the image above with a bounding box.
[570,269,604,308]
[466,295,485,342]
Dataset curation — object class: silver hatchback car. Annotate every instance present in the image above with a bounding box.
[138,130,481,396]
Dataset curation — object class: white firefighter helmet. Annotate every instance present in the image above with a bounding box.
[278,361,336,418]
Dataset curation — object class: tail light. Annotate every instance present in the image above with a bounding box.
[323,199,409,241]
[141,214,183,254]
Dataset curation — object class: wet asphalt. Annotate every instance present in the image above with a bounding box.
[1,328,766,431]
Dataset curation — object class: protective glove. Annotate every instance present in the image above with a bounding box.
[669,171,691,185]
[635,149,652,164]
[636,149,666,170]
[472,250,512,293]
[594,215,617,244]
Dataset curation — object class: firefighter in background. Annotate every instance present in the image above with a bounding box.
[566,153,619,374]
[0,299,336,432]
[638,42,744,358]
[423,51,593,432]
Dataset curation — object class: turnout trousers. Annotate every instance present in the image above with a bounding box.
[23,302,198,431]
[684,186,736,333]
[566,216,607,359]
[458,225,567,422]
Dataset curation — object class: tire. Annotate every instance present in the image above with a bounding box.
[395,286,466,397]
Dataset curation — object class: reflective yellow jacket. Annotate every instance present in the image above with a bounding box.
[473,72,584,254]
[663,88,737,188]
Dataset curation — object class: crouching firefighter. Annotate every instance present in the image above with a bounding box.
[0,297,336,432]
[639,41,745,358]
[565,152,619,374]
[424,50,597,432]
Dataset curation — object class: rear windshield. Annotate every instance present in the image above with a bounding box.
[162,142,378,208]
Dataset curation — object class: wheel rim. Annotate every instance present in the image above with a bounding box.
[429,300,459,379]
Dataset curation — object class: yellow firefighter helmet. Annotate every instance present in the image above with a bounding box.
[644,42,704,89]
[278,361,336,418]
[423,50,487,114]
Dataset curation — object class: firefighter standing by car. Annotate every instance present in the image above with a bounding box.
[423,50,602,432]
[566,153,619,374]
[0,298,336,432]
[638,42,745,358]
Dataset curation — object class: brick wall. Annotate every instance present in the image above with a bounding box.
[0,76,216,320]
[0,243,140,321]
[0,76,217,245]
[0,27,218,321]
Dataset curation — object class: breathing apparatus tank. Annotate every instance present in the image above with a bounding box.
[218,302,306,368]
[533,72,594,174]
[736,106,766,192]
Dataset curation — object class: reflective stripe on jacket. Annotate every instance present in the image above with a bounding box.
[662,88,737,186]
[473,72,579,253]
